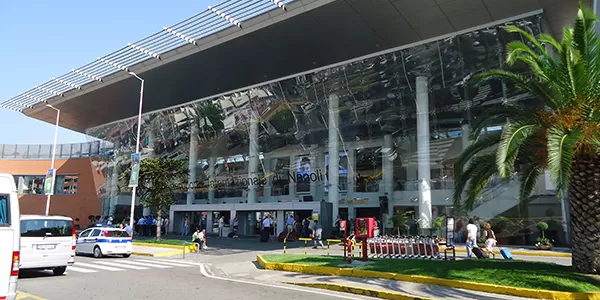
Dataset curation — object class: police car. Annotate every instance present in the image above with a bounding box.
[75,225,132,258]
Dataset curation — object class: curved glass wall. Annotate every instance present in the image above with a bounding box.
[88,14,568,245]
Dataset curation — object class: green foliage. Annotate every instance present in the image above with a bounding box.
[120,157,189,219]
[536,221,549,239]
[391,211,411,235]
[454,3,600,211]
[269,109,295,133]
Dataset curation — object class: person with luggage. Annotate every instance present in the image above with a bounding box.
[465,218,478,258]
[483,223,497,257]
[312,220,324,249]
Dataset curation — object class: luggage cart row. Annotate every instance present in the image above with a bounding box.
[347,235,455,260]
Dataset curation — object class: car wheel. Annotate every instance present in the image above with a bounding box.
[93,246,103,258]
[53,266,67,276]
[123,254,131,258]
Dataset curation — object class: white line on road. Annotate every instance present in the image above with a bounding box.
[152,259,201,266]
[74,262,125,271]
[198,264,368,300]
[67,266,98,273]
[134,259,192,267]
[92,260,149,270]
[123,260,172,268]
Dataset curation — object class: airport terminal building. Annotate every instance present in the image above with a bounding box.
[1,0,588,242]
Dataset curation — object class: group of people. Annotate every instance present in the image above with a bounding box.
[284,214,324,248]
[135,216,170,237]
[464,218,497,258]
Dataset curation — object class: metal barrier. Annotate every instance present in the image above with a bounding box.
[183,242,200,260]
[298,238,312,254]
[326,239,341,256]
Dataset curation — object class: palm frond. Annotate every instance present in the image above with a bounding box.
[503,25,552,62]
[496,122,538,178]
[476,69,560,109]
[517,162,545,203]
[453,153,497,210]
[454,131,501,178]
[470,104,532,139]
[462,154,499,211]
[546,127,581,196]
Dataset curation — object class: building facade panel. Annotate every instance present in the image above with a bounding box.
[86,13,568,245]
[0,157,105,228]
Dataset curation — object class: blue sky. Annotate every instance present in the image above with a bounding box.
[0,0,212,144]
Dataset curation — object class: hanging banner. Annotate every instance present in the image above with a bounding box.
[128,153,141,188]
[44,169,56,195]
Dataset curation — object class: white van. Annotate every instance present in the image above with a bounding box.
[0,173,20,300]
[19,215,76,276]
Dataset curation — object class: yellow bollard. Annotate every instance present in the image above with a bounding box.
[283,238,287,254]
[325,239,341,256]
[299,238,311,255]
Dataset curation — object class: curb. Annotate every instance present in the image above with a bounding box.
[285,282,435,300]
[257,255,600,300]
[131,250,184,257]
[441,247,572,258]
[133,242,188,250]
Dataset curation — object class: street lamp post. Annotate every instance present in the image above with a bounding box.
[129,72,145,231]
[45,104,60,216]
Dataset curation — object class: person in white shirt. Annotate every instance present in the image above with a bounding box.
[218,216,225,238]
[286,215,295,236]
[262,215,272,242]
[465,218,478,258]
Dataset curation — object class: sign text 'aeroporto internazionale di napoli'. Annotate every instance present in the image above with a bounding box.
[180,169,327,190]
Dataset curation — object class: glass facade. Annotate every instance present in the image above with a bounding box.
[88,14,569,245]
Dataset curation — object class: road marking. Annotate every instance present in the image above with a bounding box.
[17,291,47,300]
[122,260,172,268]
[93,260,149,270]
[198,264,368,300]
[153,259,201,266]
[67,266,98,273]
[134,259,192,267]
[74,262,125,271]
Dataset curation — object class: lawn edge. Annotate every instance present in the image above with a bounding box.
[284,281,435,300]
[441,246,572,258]
[257,255,600,300]
[133,241,190,250]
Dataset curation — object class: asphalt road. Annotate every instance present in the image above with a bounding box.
[16,255,374,300]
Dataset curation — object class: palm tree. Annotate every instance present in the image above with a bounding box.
[453,4,600,274]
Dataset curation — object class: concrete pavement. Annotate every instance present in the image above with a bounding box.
[17,255,373,300]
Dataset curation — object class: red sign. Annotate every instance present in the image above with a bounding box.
[355,218,376,239]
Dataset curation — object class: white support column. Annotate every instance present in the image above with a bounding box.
[461,123,470,150]
[346,148,355,198]
[309,144,319,199]
[416,76,433,234]
[328,94,340,224]
[383,134,395,222]
[187,125,198,205]
[263,156,272,202]
[276,210,285,236]
[206,212,213,234]
[108,139,120,216]
[208,156,216,203]
[143,130,156,216]
[248,114,259,204]
[289,155,296,195]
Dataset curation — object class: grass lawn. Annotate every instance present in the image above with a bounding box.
[134,238,187,246]
[262,254,600,293]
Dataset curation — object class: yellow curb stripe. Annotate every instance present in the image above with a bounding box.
[285,282,435,300]
[133,242,186,249]
[441,247,572,257]
[153,250,184,257]
[256,255,600,300]
[16,291,47,300]
[131,251,155,257]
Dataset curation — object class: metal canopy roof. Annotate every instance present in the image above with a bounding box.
[0,0,294,112]
[1,0,589,133]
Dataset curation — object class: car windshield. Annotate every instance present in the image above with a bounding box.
[105,230,130,237]
[21,219,72,237]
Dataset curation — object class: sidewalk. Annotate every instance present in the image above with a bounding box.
[131,245,183,257]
